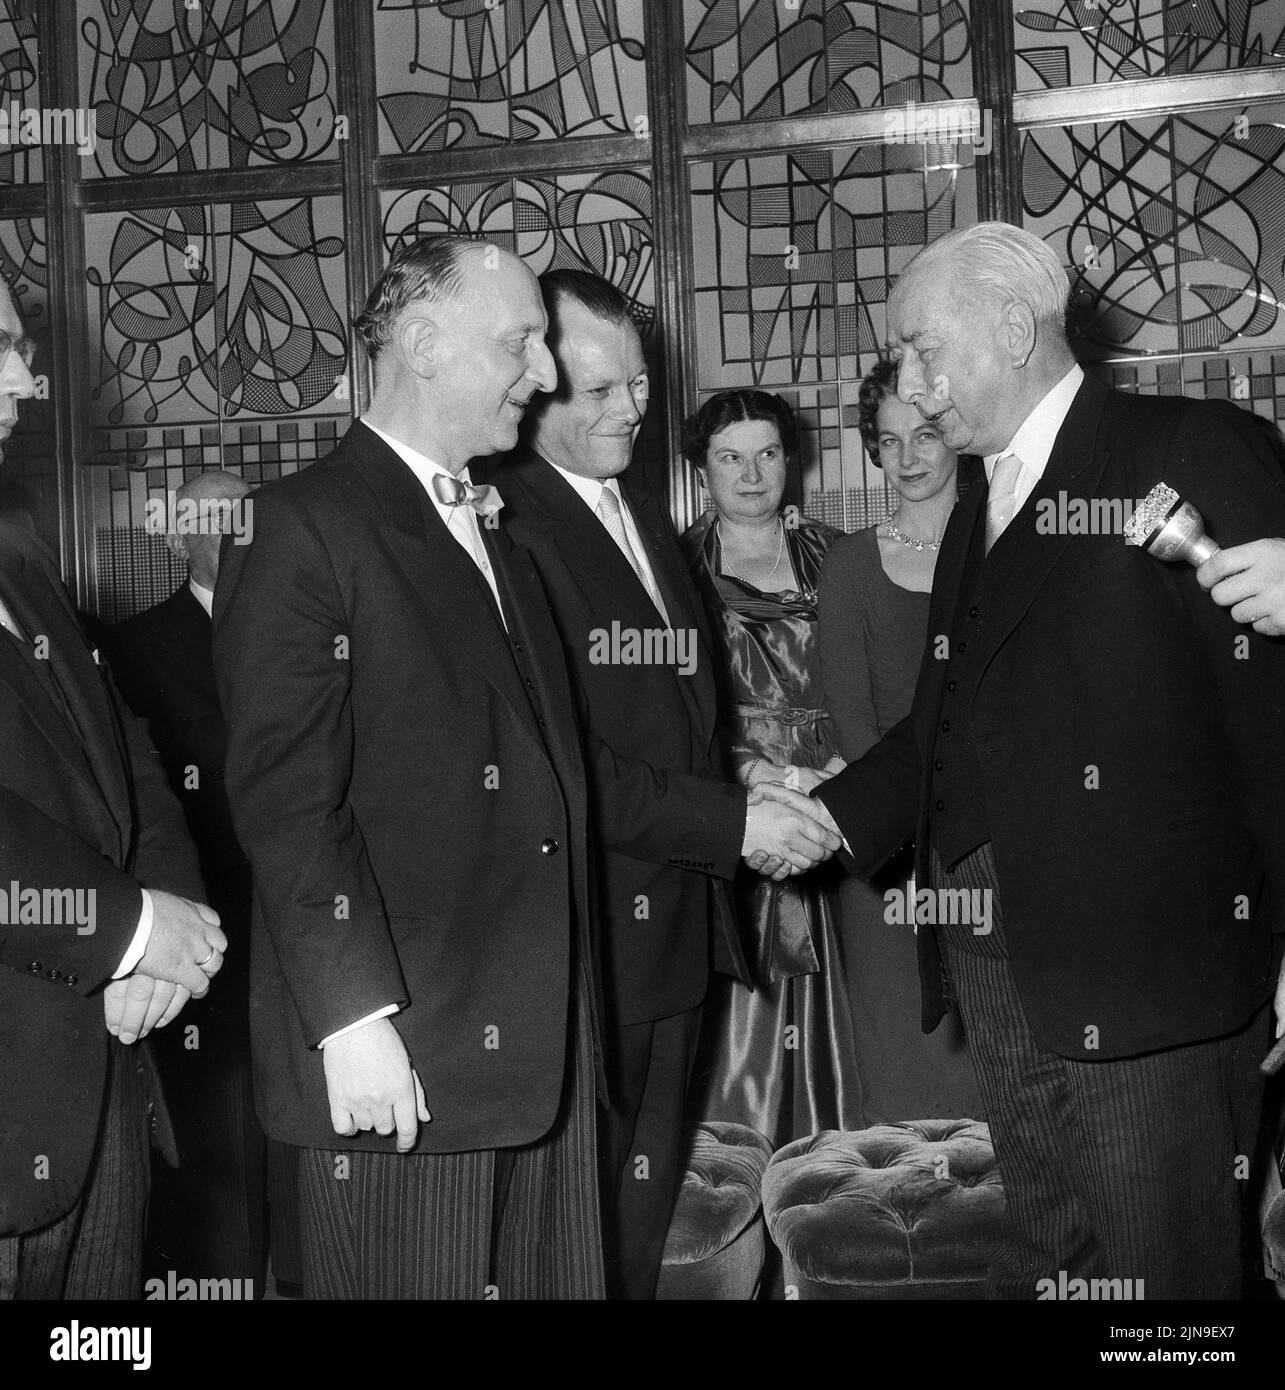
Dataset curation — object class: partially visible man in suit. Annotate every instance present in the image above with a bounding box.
[103,469,290,1295]
[811,222,1285,1299]
[0,274,227,1299]
[479,269,840,1298]
[214,236,612,1299]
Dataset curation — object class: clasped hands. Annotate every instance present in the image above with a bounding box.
[103,889,225,1045]
[742,759,845,882]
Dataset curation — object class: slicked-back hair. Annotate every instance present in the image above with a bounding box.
[681,389,799,469]
[539,268,636,341]
[353,235,484,363]
[857,358,899,467]
[901,220,1070,330]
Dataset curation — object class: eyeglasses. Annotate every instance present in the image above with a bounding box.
[0,331,37,369]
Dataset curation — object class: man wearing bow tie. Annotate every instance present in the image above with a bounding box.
[0,274,224,1298]
[213,236,607,1298]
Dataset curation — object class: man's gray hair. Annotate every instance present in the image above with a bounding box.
[353,235,490,363]
[904,221,1070,329]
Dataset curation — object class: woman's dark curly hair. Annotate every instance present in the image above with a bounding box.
[681,389,799,469]
[856,358,899,468]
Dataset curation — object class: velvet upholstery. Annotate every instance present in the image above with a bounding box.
[763,1120,1004,1299]
[657,1121,773,1300]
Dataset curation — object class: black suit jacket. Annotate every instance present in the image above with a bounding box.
[104,585,250,920]
[477,447,747,1028]
[0,520,203,1233]
[818,377,1285,1060]
[213,422,601,1153]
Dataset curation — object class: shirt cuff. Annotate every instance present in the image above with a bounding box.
[318,1004,400,1049]
[112,888,154,979]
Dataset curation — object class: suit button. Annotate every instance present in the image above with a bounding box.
[940,720,951,733]
[513,641,524,653]
[957,641,968,653]
[46,968,62,982]
[934,758,944,771]
[27,960,42,974]
[64,974,79,987]
[541,839,559,855]
[947,680,957,692]
[935,800,945,812]
[969,606,979,619]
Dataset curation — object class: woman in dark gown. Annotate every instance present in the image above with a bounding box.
[817,359,983,1123]
[680,389,863,1148]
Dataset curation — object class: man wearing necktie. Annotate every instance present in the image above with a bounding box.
[0,274,224,1298]
[477,270,840,1298]
[811,222,1285,1299]
[212,236,608,1299]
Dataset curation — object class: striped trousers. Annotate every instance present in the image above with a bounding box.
[299,972,603,1300]
[0,1042,150,1300]
[932,842,1266,1300]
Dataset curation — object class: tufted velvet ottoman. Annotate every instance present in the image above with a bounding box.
[762,1120,1005,1299]
[657,1121,775,1300]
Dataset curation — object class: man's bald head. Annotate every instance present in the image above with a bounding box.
[167,470,253,592]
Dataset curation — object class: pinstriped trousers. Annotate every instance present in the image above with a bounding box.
[931,842,1266,1300]
[299,970,604,1300]
[0,1042,150,1300]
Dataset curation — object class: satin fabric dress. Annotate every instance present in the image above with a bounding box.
[681,511,864,1148]
[816,525,983,1124]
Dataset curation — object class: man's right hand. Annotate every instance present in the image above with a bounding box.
[742,781,842,881]
[138,889,226,995]
[322,1016,431,1153]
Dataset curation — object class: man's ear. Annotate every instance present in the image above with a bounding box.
[1005,301,1037,369]
[400,315,440,380]
[164,530,188,565]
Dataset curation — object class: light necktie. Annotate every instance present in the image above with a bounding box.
[597,487,649,587]
[430,471,504,518]
[985,451,1024,554]
[0,588,26,642]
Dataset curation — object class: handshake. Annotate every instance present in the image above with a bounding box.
[741,766,844,882]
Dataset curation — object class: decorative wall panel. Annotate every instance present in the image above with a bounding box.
[684,0,974,126]
[0,0,42,185]
[691,143,977,530]
[1023,102,1285,424]
[81,0,339,180]
[374,0,648,153]
[1014,0,1285,91]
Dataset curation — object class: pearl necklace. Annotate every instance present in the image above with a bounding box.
[882,516,941,552]
[719,518,785,584]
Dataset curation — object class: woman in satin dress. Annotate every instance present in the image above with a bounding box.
[680,388,863,1148]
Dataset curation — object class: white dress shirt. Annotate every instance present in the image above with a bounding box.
[983,363,1085,506]
[545,463,670,625]
[365,420,506,625]
[189,576,214,617]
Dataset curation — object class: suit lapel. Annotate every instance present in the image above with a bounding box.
[0,527,132,856]
[349,428,545,753]
[971,376,1112,685]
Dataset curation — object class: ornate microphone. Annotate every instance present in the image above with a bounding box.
[1123,483,1221,566]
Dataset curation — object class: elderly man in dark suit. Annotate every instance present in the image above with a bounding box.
[213,235,613,1300]
[811,221,1285,1299]
[104,469,292,1294]
[0,274,225,1299]
[478,269,840,1298]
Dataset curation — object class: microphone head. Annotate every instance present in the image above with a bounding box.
[1124,482,1220,567]
[1123,483,1180,549]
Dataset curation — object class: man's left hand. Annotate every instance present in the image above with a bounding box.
[104,973,192,1044]
[1196,538,1285,636]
